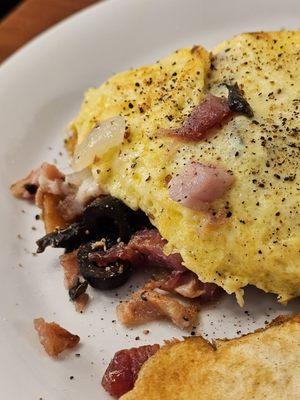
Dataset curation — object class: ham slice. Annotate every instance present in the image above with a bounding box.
[117,288,198,330]
[59,251,89,312]
[89,227,221,301]
[33,318,80,357]
[102,344,160,398]
[59,251,80,290]
[89,228,185,273]
[169,93,231,140]
[168,162,235,211]
[11,163,102,223]
[74,293,89,313]
[10,163,64,201]
[147,271,222,300]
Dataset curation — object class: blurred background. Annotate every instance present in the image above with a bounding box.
[0,0,98,63]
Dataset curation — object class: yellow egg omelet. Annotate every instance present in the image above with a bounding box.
[70,31,300,303]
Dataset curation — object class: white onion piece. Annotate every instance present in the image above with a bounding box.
[75,175,103,204]
[65,168,91,186]
[72,116,125,171]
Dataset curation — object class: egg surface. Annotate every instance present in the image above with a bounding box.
[71,31,300,303]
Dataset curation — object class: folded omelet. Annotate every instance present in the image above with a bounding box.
[70,31,300,303]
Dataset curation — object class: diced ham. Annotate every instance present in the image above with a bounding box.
[11,163,102,225]
[41,193,69,233]
[168,162,235,211]
[74,293,89,313]
[59,251,89,312]
[146,271,222,300]
[36,164,66,203]
[89,228,185,273]
[33,318,80,357]
[58,173,103,221]
[102,344,160,398]
[169,93,231,140]
[10,163,63,201]
[59,251,80,290]
[57,194,84,221]
[10,163,68,230]
[89,227,221,303]
[117,288,198,330]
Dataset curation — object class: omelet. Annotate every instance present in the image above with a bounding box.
[70,31,300,303]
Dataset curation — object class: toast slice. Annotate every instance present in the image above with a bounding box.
[122,315,300,399]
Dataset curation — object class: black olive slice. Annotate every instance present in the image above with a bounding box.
[83,196,132,243]
[36,195,151,254]
[69,280,88,301]
[128,209,153,232]
[36,222,92,253]
[77,242,132,290]
[226,83,254,117]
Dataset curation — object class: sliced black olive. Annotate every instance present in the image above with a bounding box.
[128,209,153,232]
[36,195,152,253]
[83,196,132,243]
[69,280,88,301]
[77,242,132,290]
[36,222,92,253]
[226,83,254,117]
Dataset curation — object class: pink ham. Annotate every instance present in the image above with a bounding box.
[10,163,64,201]
[170,93,231,140]
[89,228,221,301]
[89,228,186,273]
[155,271,222,300]
[11,163,101,221]
[168,162,235,211]
[59,251,80,290]
[117,287,198,330]
[33,318,80,358]
[102,344,160,398]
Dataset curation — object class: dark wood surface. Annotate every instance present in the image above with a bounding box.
[0,0,99,63]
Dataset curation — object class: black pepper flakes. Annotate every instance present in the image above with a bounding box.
[284,174,296,182]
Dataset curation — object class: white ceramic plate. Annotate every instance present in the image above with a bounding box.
[0,0,299,398]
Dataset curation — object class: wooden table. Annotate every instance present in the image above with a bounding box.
[0,0,99,63]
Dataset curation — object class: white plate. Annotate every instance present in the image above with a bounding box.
[0,0,299,398]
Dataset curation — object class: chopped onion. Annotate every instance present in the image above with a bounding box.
[72,116,125,171]
[65,168,103,205]
[75,175,103,204]
[65,168,91,186]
